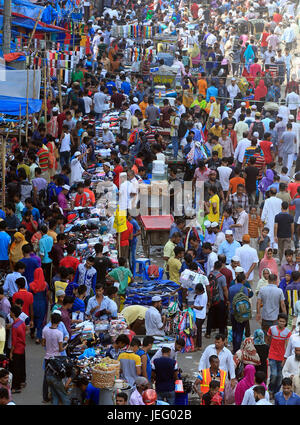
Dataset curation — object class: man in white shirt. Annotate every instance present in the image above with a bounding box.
[197,335,236,387]
[263,46,276,68]
[235,234,259,282]
[230,206,249,244]
[234,116,249,142]
[211,222,225,253]
[93,87,108,119]
[282,346,300,378]
[261,188,282,248]
[234,133,252,166]
[217,158,232,194]
[284,330,300,360]
[254,386,272,405]
[145,296,166,336]
[227,78,240,104]
[202,242,218,275]
[119,172,137,211]
[242,372,270,405]
[70,152,85,186]
[286,91,300,120]
[102,124,115,145]
[83,92,93,114]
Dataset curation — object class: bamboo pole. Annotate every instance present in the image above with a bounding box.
[58,69,63,112]
[1,137,5,210]
[25,68,29,141]
[27,8,44,52]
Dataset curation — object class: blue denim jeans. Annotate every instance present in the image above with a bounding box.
[268,359,283,394]
[60,151,70,168]
[46,374,71,405]
[171,136,179,159]
[157,391,175,405]
[129,238,137,275]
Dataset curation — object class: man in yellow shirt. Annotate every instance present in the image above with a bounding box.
[139,95,149,119]
[209,118,223,138]
[163,232,182,273]
[209,98,221,120]
[210,135,223,158]
[206,186,220,223]
[167,246,185,284]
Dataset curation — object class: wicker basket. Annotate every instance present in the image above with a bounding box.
[91,361,120,389]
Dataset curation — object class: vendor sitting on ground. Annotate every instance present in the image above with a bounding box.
[121,305,148,334]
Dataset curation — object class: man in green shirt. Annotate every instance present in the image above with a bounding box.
[71,64,84,86]
[107,257,133,311]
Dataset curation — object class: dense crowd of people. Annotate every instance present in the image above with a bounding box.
[1,0,300,408]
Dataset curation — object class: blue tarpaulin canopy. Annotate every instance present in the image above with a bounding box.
[0,96,42,115]
[0,15,65,32]
[0,0,43,19]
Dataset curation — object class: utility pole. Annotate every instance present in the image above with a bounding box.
[3,0,11,55]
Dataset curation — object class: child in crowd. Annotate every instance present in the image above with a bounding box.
[258,227,270,260]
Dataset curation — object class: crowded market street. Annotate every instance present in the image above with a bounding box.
[1,0,300,410]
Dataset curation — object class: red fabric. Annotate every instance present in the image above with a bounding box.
[12,289,33,316]
[74,192,92,207]
[261,32,270,47]
[84,188,95,205]
[267,326,291,361]
[113,165,123,188]
[120,220,133,246]
[11,319,26,354]
[288,182,300,211]
[273,13,282,23]
[191,2,199,19]
[57,112,66,137]
[220,266,233,289]
[4,52,25,62]
[254,80,268,100]
[59,256,80,272]
[21,220,38,234]
[29,267,47,293]
[259,140,273,164]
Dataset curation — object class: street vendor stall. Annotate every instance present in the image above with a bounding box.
[139,214,174,257]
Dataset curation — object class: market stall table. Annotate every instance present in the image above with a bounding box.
[139,214,174,257]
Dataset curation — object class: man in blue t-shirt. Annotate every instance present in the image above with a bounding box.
[0,221,11,268]
[84,382,100,405]
[275,377,300,405]
[152,347,178,405]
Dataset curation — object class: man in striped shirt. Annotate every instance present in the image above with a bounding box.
[37,142,50,183]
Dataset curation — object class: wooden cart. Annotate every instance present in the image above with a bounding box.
[139,215,174,258]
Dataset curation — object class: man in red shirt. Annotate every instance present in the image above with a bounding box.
[10,304,26,392]
[21,211,38,237]
[12,277,33,326]
[119,220,133,260]
[113,158,123,188]
[84,179,96,205]
[288,173,300,212]
[73,182,92,207]
[259,133,274,164]
[59,244,80,272]
[266,313,291,397]
[260,30,270,55]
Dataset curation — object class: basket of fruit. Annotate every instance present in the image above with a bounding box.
[91,357,120,388]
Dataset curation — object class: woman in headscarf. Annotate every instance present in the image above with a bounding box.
[255,268,271,296]
[29,268,49,344]
[258,169,274,197]
[253,329,269,378]
[258,248,279,280]
[234,364,256,405]
[9,232,28,270]
[243,43,255,72]
[254,79,268,102]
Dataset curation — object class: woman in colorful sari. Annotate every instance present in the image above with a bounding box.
[29,268,49,344]
[9,232,28,270]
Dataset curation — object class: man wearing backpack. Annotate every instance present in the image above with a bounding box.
[249,113,266,139]
[229,272,252,353]
[205,261,228,339]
